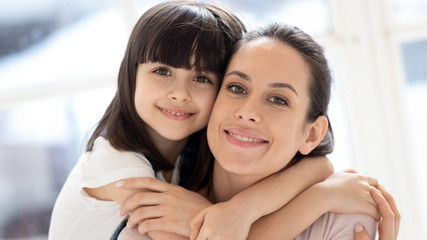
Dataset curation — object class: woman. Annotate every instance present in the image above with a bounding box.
[117,23,399,239]
[200,22,376,239]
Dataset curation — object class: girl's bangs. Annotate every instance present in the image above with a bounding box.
[138,11,227,75]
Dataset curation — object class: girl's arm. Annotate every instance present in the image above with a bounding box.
[117,156,332,239]
[189,156,333,239]
[86,178,209,240]
[245,171,380,240]
[116,177,212,238]
[84,181,143,207]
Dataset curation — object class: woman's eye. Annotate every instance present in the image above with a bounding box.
[154,68,171,76]
[227,84,247,94]
[194,76,211,84]
[268,96,288,106]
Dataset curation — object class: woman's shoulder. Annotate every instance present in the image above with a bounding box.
[295,212,377,240]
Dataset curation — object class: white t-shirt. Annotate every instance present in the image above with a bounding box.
[49,137,180,240]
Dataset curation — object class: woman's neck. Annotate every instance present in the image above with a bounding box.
[212,161,260,202]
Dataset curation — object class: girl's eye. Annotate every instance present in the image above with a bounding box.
[227,83,247,94]
[154,68,171,76]
[194,76,212,84]
[268,96,288,106]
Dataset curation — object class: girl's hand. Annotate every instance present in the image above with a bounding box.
[116,177,212,237]
[190,198,256,240]
[319,170,380,220]
[354,185,400,240]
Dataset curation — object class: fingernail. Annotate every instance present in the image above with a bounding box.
[115,180,125,187]
[354,223,363,233]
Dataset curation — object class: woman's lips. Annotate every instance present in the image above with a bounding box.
[224,128,268,148]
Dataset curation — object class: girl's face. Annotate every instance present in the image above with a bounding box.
[207,38,315,179]
[135,62,219,141]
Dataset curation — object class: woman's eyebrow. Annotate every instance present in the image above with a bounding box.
[269,82,298,96]
[226,71,250,81]
[226,70,298,96]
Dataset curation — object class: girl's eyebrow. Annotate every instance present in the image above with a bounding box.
[226,70,298,96]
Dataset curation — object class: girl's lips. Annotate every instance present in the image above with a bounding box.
[224,128,268,148]
[159,107,193,120]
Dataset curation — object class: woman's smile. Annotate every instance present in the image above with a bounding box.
[207,37,312,176]
[224,128,268,148]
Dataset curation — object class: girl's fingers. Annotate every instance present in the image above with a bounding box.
[377,185,400,238]
[127,206,165,228]
[363,188,378,210]
[120,191,162,216]
[190,211,206,240]
[370,187,395,240]
[137,218,166,235]
[364,202,381,221]
[343,169,379,187]
[116,177,170,192]
[364,176,379,187]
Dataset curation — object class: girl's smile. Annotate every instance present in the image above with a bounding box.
[135,62,218,141]
[158,106,194,120]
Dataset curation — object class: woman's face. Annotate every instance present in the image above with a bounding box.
[207,37,314,178]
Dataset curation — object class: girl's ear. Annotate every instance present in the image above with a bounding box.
[299,115,328,155]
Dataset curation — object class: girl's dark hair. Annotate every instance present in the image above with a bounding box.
[235,23,334,167]
[86,0,246,191]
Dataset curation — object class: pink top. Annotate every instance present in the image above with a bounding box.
[118,212,377,240]
[295,212,377,240]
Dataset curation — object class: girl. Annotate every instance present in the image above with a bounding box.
[49,1,333,240]
[48,1,245,239]
[117,23,398,240]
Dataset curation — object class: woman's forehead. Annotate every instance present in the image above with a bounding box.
[229,38,309,79]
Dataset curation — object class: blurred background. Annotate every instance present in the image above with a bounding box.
[0,0,426,239]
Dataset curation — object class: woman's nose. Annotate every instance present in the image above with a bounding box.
[234,98,261,123]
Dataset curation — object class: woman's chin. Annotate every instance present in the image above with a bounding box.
[218,159,256,176]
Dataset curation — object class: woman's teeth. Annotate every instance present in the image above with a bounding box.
[228,132,263,143]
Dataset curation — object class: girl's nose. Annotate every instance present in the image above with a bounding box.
[168,84,191,103]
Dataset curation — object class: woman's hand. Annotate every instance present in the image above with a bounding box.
[190,198,256,240]
[319,170,380,220]
[116,177,212,237]
[354,185,400,240]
